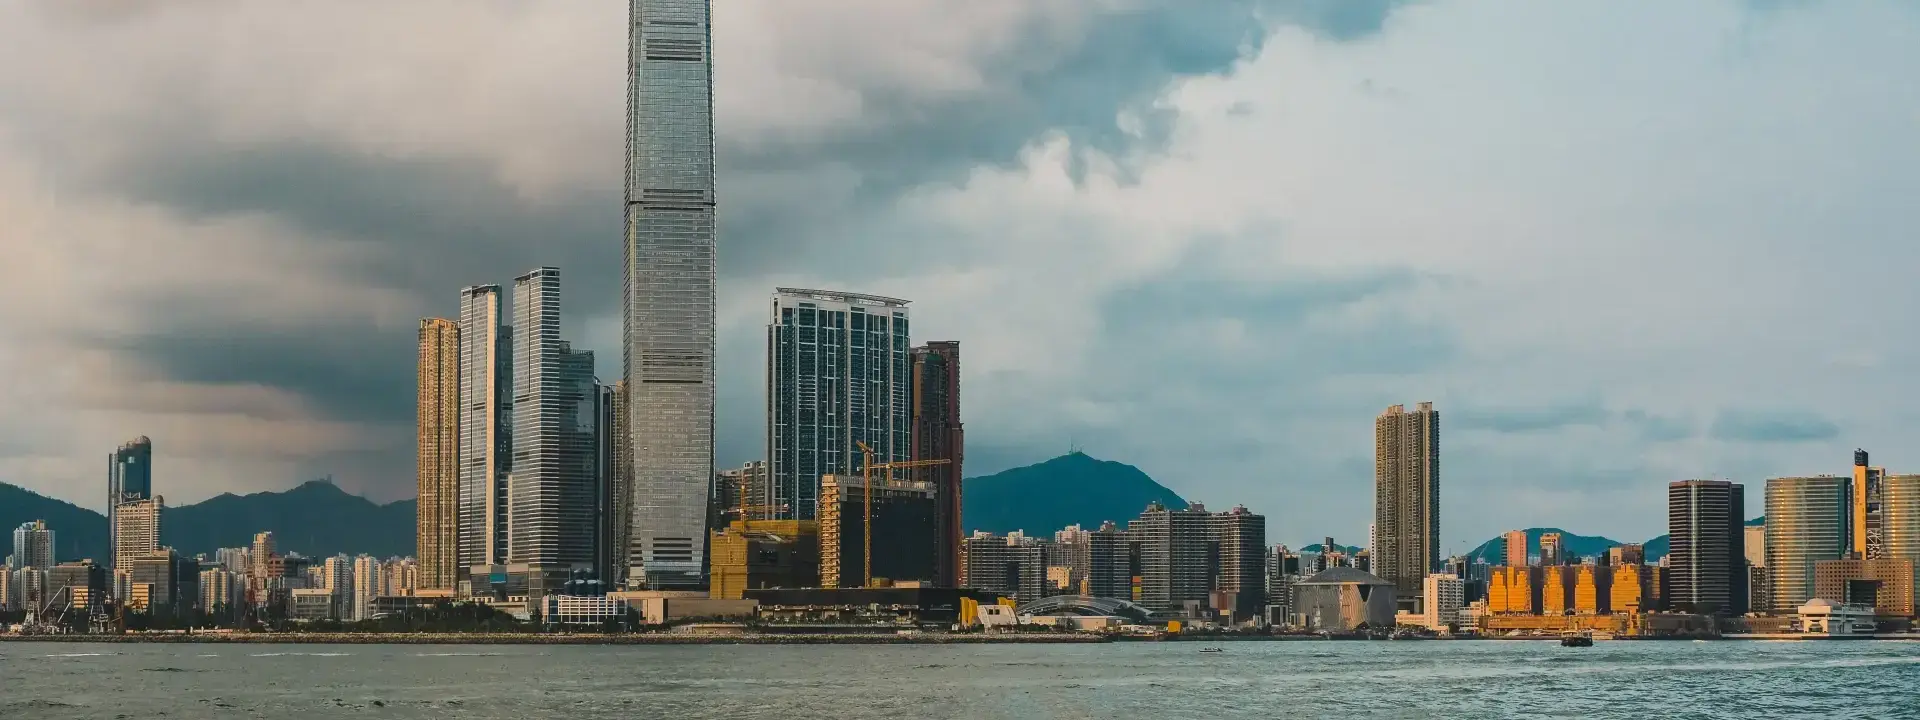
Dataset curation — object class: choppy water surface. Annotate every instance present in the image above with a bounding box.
[3,640,1917,718]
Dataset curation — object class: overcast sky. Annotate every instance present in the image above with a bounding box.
[2,0,1916,549]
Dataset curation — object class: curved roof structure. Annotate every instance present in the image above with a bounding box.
[1014,595,1156,621]
[1297,567,1395,586]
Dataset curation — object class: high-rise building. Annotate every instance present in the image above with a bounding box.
[817,473,937,589]
[113,497,163,579]
[352,555,384,621]
[1744,524,1767,569]
[961,531,1047,602]
[1503,530,1527,568]
[11,521,54,570]
[107,436,153,571]
[1375,403,1440,599]
[1668,480,1746,614]
[1884,474,1920,562]
[1423,573,1464,630]
[1540,532,1565,566]
[322,555,354,613]
[458,284,512,571]
[1853,449,1886,559]
[1127,502,1216,613]
[125,550,196,612]
[1765,475,1849,613]
[766,289,913,522]
[595,384,619,584]
[12,568,47,614]
[416,317,460,591]
[1212,506,1268,620]
[606,381,632,585]
[622,0,718,591]
[250,531,276,605]
[200,568,239,614]
[1086,521,1132,601]
[909,341,964,588]
[507,268,599,579]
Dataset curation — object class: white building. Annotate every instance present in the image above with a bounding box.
[322,555,354,616]
[541,594,630,627]
[352,556,385,621]
[1795,599,1876,636]
[1422,573,1464,631]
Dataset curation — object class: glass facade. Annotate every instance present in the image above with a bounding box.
[1882,475,1920,562]
[1764,476,1849,612]
[622,0,717,587]
[508,268,599,570]
[766,289,912,521]
[107,436,153,571]
[457,285,511,569]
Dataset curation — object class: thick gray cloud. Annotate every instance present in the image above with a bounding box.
[2,0,1917,552]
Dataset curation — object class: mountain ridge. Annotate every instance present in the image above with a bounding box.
[961,452,1189,535]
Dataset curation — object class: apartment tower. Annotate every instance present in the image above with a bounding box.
[622,0,719,589]
[415,318,461,590]
[508,268,600,577]
[11,521,54,570]
[1503,530,1527,567]
[457,284,511,572]
[766,289,912,521]
[1375,402,1440,599]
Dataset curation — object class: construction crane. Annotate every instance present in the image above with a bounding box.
[731,504,791,522]
[854,441,951,589]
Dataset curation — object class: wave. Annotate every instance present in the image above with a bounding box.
[44,653,115,658]
[250,652,354,657]
[414,652,502,657]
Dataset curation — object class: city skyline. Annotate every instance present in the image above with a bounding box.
[5,2,1920,550]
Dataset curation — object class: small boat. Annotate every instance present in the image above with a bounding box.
[1560,634,1593,647]
[1199,647,1224,653]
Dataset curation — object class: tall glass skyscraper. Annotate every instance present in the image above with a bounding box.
[508,268,599,571]
[766,289,912,521]
[622,0,716,588]
[1764,475,1848,613]
[107,436,152,571]
[457,285,512,571]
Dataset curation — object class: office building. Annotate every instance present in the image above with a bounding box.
[622,0,719,592]
[1668,480,1746,614]
[1885,474,1920,561]
[708,519,819,600]
[1813,558,1917,617]
[507,267,599,584]
[817,473,938,589]
[1375,402,1440,599]
[961,531,1047,602]
[1853,450,1886,559]
[766,288,913,523]
[11,521,54,570]
[1212,506,1268,620]
[1504,530,1527,568]
[113,497,163,579]
[290,588,338,621]
[458,284,511,571]
[1609,544,1645,567]
[416,317,461,591]
[1765,476,1850,613]
[596,384,620,584]
[1540,532,1564,566]
[107,436,153,571]
[1745,524,1767,569]
[909,341,964,588]
[1423,573,1464,630]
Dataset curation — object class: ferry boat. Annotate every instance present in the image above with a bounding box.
[1560,632,1594,647]
[1198,647,1224,653]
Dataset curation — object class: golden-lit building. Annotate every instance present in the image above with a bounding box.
[1610,564,1653,614]
[1488,566,1538,614]
[1573,565,1607,615]
[1504,530,1528,567]
[416,318,460,591]
[708,520,819,600]
[1813,558,1917,617]
[1541,566,1571,615]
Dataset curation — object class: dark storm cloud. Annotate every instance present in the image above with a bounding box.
[1621,410,1696,443]
[100,320,415,426]
[1709,409,1841,443]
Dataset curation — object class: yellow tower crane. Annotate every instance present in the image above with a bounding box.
[854,441,951,588]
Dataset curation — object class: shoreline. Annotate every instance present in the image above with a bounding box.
[0,632,1108,646]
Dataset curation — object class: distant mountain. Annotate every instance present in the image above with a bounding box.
[0,482,110,563]
[0,480,416,561]
[164,480,417,558]
[1643,516,1764,562]
[962,452,1188,535]
[1465,528,1625,565]
[1300,544,1361,554]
